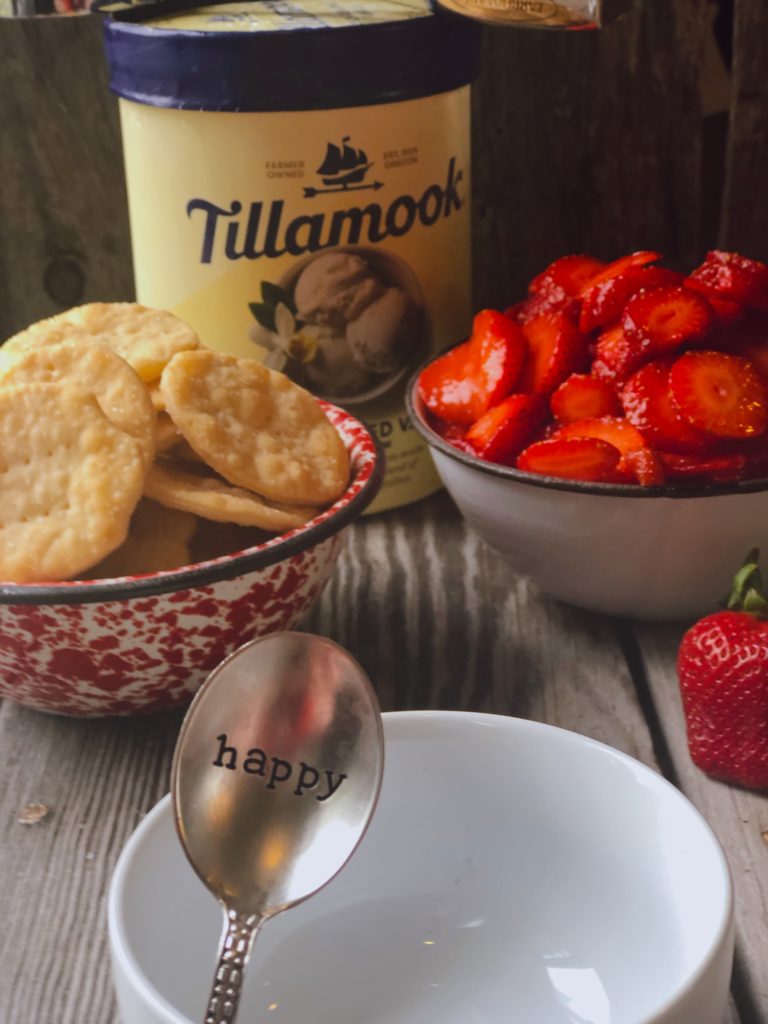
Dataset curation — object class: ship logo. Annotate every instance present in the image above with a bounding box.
[303,136,383,198]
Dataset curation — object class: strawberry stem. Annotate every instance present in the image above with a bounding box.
[724,548,768,616]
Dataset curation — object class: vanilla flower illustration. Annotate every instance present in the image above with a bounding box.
[261,302,320,372]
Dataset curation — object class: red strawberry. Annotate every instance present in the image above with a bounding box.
[678,550,768,789]
[553,415,647,456]
[742,439,768,480]
[591,323,646,385]
[579,266,684,334]
[668,350,768,439]
[685,282,745,329]
[529,254,606,300]
[552,416,657,484]
[622,285,715,354]
[687,250,768,313]
[622,446,666,486]
[658,451,747,483]
[550,373,622,423]
[621,359,713,454]
[517,436,621,482]
[418,310,526,425]
[465,394,547,465]
[577,250,662,293]
[507,291,580,325]
[716,313,768,378]
[436,422,476,456]
[518,311,590,395]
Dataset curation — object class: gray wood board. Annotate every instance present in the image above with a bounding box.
[0,495,670,1023]
[0,15,134,341]
[719,0,768,257]
[471,0,711,308]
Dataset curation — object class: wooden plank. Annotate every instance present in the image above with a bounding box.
[632,622,768,1024]
[719,0,768,258]
[472,0,710,307]
[0,702,180,1023]
[307,494,658,762]
[0,496,660,1022]
[0,15,134,342]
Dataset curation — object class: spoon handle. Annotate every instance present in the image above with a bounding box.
[204,908,262,1024]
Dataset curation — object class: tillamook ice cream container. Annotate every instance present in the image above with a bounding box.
[103,0,482,513]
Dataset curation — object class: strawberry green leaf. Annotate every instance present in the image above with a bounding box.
[723,548,768,616]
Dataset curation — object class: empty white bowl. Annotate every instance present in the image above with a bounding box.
[109,711,734,1024]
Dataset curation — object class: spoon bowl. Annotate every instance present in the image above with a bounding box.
[171,632,384,1023]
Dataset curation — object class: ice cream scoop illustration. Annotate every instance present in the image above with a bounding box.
[252,248,423,401]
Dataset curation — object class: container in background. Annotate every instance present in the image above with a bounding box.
[434,0,601,28]
[103,1,482,513]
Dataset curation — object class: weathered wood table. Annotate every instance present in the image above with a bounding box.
[0,1,767,1020]
[0,491,765,1023]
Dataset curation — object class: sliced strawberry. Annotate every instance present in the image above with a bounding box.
[621,359,713,454]
[684,279,746,328]
[550,373,622,423]
[622,447,666,486]
[577,250,662,293]
[529,254,606,300]
[465,394,547,465]
[554,415,648,455]
[658,451,747,483]
[716,313,768,378]
[669,350,768,439]
[579,266,684,334]
[518,311,589,395]
[687,250,768,313]
[436,421,475,455]
[507,291,580,325]
[590,323,646,385]
[622,285,715,354]
[418,310,526,425]
[517,436,621,482]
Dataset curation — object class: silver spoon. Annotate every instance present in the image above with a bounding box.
[171,631,384,1024]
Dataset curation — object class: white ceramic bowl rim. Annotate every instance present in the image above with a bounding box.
[109,710,735,1024]
[0,402,384,607]
[406,349,768,500]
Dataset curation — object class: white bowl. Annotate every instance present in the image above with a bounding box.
[109,711,734,1024]
[406,375,768,621]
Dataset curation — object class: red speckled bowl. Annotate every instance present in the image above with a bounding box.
[0,404,383,716]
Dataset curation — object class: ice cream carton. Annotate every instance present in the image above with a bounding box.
[103,0,482,513]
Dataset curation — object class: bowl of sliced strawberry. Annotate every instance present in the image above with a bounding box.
[407,249,768,621]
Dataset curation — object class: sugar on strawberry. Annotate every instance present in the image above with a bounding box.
[678,550,768,790]
[686,250,768,313]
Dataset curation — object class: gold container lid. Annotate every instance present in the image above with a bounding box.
[433,0,601,28]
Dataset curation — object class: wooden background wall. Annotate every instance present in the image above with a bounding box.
[0,0,765,340]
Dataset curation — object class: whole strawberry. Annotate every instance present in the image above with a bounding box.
[678,550,768,789]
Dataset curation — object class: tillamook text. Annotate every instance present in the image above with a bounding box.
[188,157,465,264]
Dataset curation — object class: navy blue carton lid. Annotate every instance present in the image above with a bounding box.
[102,0,484,113]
